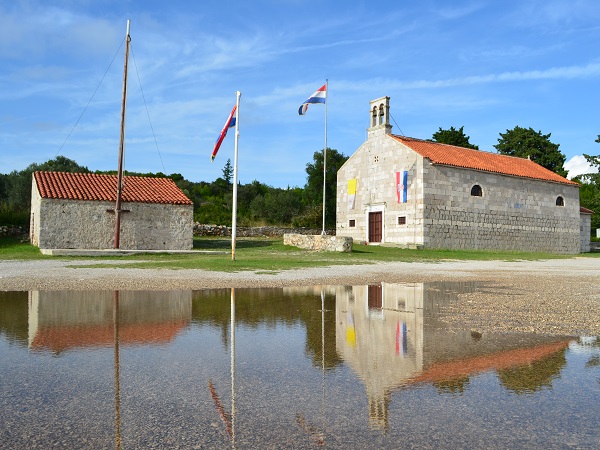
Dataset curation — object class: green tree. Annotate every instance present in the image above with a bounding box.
[222,158,233,185]
[494,126,568,177]
[574,138,600,233]
[0,156,90,224]
[257,188,304,225]
[35,155,91,173]
[304,148,349,228]
[431,126,479,149]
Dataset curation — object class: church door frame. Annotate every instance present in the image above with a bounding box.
[365,204,385,244]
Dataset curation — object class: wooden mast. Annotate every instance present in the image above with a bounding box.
[114,19,131,249]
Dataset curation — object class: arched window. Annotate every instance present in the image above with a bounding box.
[372,107,377,127]
[378,104,384,125]
[556,196,564,206]
[470,184,482,197]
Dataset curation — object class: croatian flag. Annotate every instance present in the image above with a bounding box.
[211,105,237,162]
[396,171,408,203]
[298,84,327,115]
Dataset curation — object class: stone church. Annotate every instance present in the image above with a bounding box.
[30,171,193,250]
[336,96,590,254]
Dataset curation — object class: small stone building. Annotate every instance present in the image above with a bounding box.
[30,171,193,250]
[337,96,589,254]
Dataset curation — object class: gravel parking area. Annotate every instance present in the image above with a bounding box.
[1,257,598,336]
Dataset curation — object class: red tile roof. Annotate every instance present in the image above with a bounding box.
[580,206,594,214]
[391,135,579,186]
[407,339,570,385]
[34,171,193,205]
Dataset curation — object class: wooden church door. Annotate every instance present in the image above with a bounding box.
[368,212,382,243]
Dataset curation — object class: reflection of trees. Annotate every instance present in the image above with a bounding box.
[191,288,343,369]
[433,376,470,395]
[0,292,28,345]
[497,349,567,394]
[587,356,600,368]
[579,336,600,368]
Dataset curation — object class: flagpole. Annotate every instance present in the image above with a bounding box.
[231,91,241,260]
[114,19,131,249]
[321,79,328,236]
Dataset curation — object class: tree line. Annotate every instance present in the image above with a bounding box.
[1,125,599,234]
[0,150,349,229]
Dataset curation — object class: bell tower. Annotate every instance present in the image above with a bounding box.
[367,96,392,137]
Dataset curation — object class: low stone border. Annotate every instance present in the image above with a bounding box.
[283,233,352,252]
[0,225,28,238]
[194,224,335,237]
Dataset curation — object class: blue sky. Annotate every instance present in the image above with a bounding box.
[1,0,599,188]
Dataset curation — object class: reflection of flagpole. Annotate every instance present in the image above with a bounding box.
[230,288,236,448]
[296,289,326,446]
[231,91,241,261]
[207,289,236,446]
[321,80,328,236]
[113,291,121,450]
[320,289,326,436]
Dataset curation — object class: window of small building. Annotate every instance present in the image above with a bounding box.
[398,216,406,225]
[349,219,356,227]
[556,196,564,206]
[471,184,483,197]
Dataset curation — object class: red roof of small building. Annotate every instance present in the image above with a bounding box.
[34,171,193,205]
[580,206,594,214]
[391,135,579,186]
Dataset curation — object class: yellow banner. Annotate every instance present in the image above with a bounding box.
[347,179,357,210]
[347,178,357,194]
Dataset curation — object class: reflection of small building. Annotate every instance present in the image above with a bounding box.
[28,291,192,352]
[30,172,193,250]
[336,282,571,430]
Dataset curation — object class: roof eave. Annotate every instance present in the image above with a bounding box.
[425,160,580,187]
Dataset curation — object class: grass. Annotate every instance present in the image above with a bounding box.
[1,236,594,273]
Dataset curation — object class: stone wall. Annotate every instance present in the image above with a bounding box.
[283,233,352,252]
[32,186,193,250]
[580,212,592,253]
[0,225,28,238]
[421,164,581,254]
[194,224,335,237]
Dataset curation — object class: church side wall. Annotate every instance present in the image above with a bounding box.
[422,164,581,254]
[36,199,193,250]
[580,213,591,253]
[336,134,424,246]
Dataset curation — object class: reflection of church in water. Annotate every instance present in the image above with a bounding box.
[335,282,570,431]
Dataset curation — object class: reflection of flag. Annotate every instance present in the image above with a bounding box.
[298,84,327,115]
[211,105,237,162]
[347,178,357,209]
[346,311,356,348]
[396,321,407,356]
[396,171,408,203]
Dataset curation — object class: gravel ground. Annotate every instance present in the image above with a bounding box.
[1,257,599,336]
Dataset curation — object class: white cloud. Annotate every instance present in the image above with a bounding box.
[565,155,598,179]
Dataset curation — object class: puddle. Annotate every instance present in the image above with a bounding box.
[0,283,598,448]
